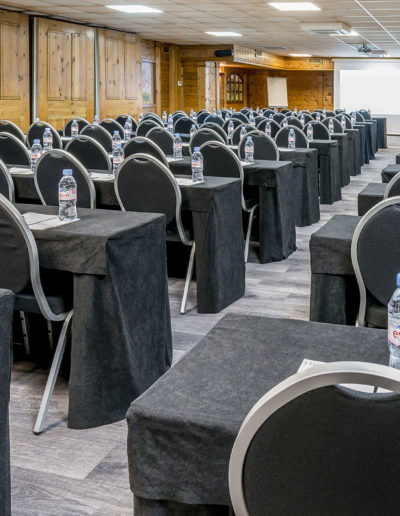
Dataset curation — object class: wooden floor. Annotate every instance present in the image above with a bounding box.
[10,136,400,515]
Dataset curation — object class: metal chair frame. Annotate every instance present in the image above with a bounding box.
[0,159,15,202]
[0,120,26,143]
[384,173,400,199]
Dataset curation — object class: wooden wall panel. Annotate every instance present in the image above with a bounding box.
[0,10,30,131]
[98,28,141,120]
[160,45,170,113]
[37,18,94,129]
[141,39,161,115]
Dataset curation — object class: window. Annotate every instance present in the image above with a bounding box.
[142,61,154,105]
[226,73,243,103]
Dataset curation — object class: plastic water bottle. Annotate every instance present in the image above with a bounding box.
[341,115,346,130]
[388,273,400,369]
[265,121,272,137]
[323,108,327,117]
[274,107,278,113]
[112,130,121,150]
[244,136,254,164]
[35,117,40,123]
[124,118,132,141]
[282,118,288,128]
[192,112,197,123]
[31,139,42,171]
[112,143,124,174]
[191,147,204,183]
[249,111,255,125]
[316,112,321,122]
[58,169,77,221]
[229,107,233,114]
[168,115,174,133]
[233,108,236,113]
[240,126,247,140]
[190,109,194,118]
[218,109,222,117]
[288,128,296,150]
[351,112,357,127]
[139,113,143,123]
[71,119,79,138]
[269,114,273,120]
[93,115,99,125]
[225,112,230,122]
[43,127,53,151]
[256,106,260,113]
[190,124,196,137]
[299,114,305,126]
[228,120,234,141]
[328,119,334,134]
[294,107,298,114]
[173,133,182,159]
[306,122,313,141]
[162,111,167,125]
[212,108,216,114]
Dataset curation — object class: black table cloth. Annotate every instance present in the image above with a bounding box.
[373,117,387,149]
[396,153,400,165]
[15,204,172,429]
[345,128,361,175]
[12,173,245,314]
[309,214,361,325]
[358,183,386,216]
[382,164,400,183]
[354,124,368,166]
[309,140,342,204]
[0,289,13,516]
[330,133,350,187]
[169,157,299,262]
[127,314,388,515]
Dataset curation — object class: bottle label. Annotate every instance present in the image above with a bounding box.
[173,143,182,151]
[59,188,77,201]
[44,136,52,144]
[113,156,124,165]
[388,319,400,347]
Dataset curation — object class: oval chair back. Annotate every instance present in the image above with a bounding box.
[231,124,256,146]
[0,120,25,143]
[0,133,30,167]
[189,128,225,155]
[335,115,352,129]
[0,160,15,202]
[231,112,249,124]
[100,118,124,138]
[256,119,281,138]
[275,126,309,149]
[322,117,343,134]
[238,130,279,161]
[123,137,168,166]
[222,117,243,134]
[65,135,112,171]
[201,122,228,143]
[285,117,304,130]
[27,121,62,149]
[307,121,331,140]
[63,117,89,137]
[203,114,224,127]
[359,109,372,121]
[146,127,174,156]
[136,119,161,137]
[174,117,196,135]
[80,124,113,152]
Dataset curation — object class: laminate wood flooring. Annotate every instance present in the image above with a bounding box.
[10,136,400,515]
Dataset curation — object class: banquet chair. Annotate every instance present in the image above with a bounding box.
[136,119,161,137]
[146,127,174,155]
[80,124,113,152]
[220,108,230,117]
[115,153,195,314]
[240,108,250,115]
[123,137,168,165]
[272,113,286,124]
[201,122,228,143]
[0,120,25,143]
[325,110,336,117]
[256,119,281,138]
[229,361,400,516]
[0,160,15,202]
[384,173,400,199]
[199,140,258,262]
[63,117,89,137]
[303,113,314,124]
[142,114,163,127]
[100,118,124,138]
[322,117,343,134]
[335,114,352,129]
[262,109,275,117]
[173,110,188,117]
[232,124,257,146]
[27,121,62,149]
[275,126,309,149]
[65,135,112,172]
[0,194,74,434]
[174,117,195,135]
[254,115,264,126]
[237,130,279,161]
[115,114,132,128]
[351,196,400,328]
[306,121,331,140]
[285,117,303,130]
[310,112,322,120]
[0,133,31,167]
[279,108,291,115]
[231,112,250,124]
[354,112,366,123]
[222,117,243,134]
[359,110,372,121]
[203,114,224,127]
[196,111,211,125]
[189,128,225,154]
[35,149,96,209]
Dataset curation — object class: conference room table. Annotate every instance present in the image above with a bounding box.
[0,289,13,516]
[330,132,350,187]
[344,128,362,175]
[309,139,342,205]
[373,117,387,150]
[11,169,245,314]
[14,204,172,429]
[127,313,388,516]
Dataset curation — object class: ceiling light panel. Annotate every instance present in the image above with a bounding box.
[106,5,163,13]
[269,2,320,11]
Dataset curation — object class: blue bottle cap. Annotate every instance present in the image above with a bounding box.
[63,169,73,176]
[194,147,200,152]
[397,273,400,287]
[114,130,119,134]
[175,133,180,137]
[33,139,40,144]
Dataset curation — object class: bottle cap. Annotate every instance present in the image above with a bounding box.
[73,119,77,122]
[114,130,119,134]
[33,139,40,144]
[194,147,200,152]
[63,169,73,176]
[246,136,252,140]
[397,273,400,287]
[175,133,180,138]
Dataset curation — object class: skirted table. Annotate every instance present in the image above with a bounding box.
[127,314,388,515]
[0,289,13,516]
[344,128,361,175]
[309,140,342,205]
[14,204,172,429]
[12,172,245,314]
[330,133,350,187]
[373,117,387,149]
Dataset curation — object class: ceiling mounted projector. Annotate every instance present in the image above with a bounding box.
[357,44,387,57]
[301,22,352,35]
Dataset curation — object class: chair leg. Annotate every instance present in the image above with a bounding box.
[34,311,73,435]
[20,311,30,356]
[244,205,258,263]
[180,243,196,315]
[47,320,54,351]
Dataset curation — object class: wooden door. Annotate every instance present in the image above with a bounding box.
[0,10,30,132]
[37,18,95,129]
[98,28,141,120]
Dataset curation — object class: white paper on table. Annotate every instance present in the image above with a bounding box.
[176,178,204,186]
[91,173,115,181]
[297,358,383,393]
[9,167,34,176]
[23,212,79,231]
[167,157,184,162]
[240,160,253,167]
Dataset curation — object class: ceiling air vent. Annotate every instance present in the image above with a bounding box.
[262,46,287,50]
[301,22,352,35]
[308,58,322,64]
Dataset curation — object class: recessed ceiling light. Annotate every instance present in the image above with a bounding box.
[106,5,163,13]
[269,2,320,11]
[289,53,312,57]
[332,30,359,37]
[205,31,242,37]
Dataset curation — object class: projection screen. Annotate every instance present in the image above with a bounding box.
[334,59,400,134]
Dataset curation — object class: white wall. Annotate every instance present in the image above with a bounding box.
[334,59,400,134]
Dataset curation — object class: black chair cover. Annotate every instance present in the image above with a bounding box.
[80,124,113,152]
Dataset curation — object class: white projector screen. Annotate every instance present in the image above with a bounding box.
[267,77,288,107]
[334,59,400,134]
